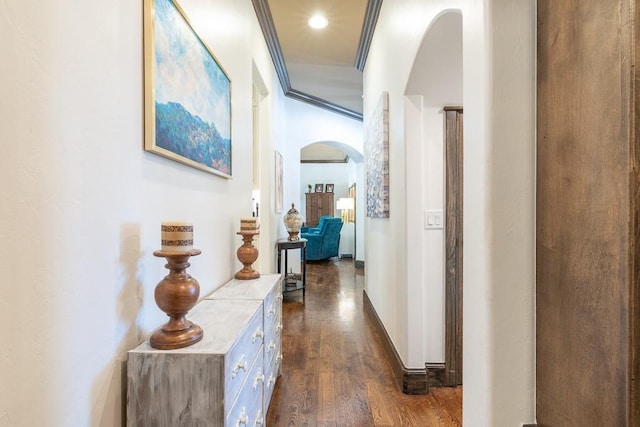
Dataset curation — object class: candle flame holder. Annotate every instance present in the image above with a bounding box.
[150,249,203,350]
[235,230,260,280]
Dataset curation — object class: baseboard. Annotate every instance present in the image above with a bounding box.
[426,363,446,388]
[355,260,365,268]
[363,290,428,395]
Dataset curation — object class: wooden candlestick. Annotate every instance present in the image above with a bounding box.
[150,249,203,350]
[235,230,260,280]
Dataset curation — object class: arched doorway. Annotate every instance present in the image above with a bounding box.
[404,11,463,386]
[300,141,364,263]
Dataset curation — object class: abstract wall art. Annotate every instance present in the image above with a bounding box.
[365,91,389,218]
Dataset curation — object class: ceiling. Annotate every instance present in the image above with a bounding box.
[252,0,383,122]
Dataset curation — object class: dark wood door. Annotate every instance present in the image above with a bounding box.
[537,1,640,424]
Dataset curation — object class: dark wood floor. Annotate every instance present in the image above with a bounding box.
[267,258,462,426]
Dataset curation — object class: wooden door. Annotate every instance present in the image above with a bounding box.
[537,1,640,424]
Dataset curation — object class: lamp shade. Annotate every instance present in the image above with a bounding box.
[336,198,354,210]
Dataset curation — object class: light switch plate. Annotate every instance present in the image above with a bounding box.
[424,210,443,230]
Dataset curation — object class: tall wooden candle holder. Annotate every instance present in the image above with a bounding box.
[150,249,203,350]
[235,230,260,280]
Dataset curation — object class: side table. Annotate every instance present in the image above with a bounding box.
[276,238,306,299]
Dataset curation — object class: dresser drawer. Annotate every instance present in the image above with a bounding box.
[226,351,264,427]
[225,305,264,404]
[263,332,280,367]
[264,291,282,338]
[263,346,281,411]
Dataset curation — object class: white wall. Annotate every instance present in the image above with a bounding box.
[0,0,286,425]
[300,163,353,220]
[364,1,536,425]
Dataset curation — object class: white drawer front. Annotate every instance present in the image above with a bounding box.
[263,289,281,335]
[226,352,264,427]
[225,305,264,404]
[263,348,281,412]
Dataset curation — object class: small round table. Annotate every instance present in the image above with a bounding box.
[276,238,307,299]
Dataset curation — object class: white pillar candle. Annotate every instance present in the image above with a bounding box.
[240,217,259,231]
[161,221,194,252]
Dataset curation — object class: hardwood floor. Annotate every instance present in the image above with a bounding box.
[267,258,462,426]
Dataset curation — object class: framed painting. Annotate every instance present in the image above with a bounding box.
[365,91,389,217]
[275,151,283,213]
[315,184,324,193]
[325,184,334,193]
[144,0,232,178]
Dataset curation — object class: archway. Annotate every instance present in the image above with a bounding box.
[404,11,463,385]
[300,141,364,262]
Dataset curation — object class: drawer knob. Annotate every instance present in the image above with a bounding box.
[267,375,276,388]
[254,412,264,426]
[232,356,246,378]
[237,411,248,426]
[267,306,276,317]
[252,329,264,343]
[276,324,283,332]
[253,372,265,390]
[267,342,276,353]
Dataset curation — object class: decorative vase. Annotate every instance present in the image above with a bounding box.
[283,203,303,241]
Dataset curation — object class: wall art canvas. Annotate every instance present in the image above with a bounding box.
[144,0,232,177]
[365,91,389,217]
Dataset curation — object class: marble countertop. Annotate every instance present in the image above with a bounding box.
[129,299,262,355]
[205,273,281,301]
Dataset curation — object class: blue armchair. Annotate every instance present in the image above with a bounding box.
[301,216,343,261]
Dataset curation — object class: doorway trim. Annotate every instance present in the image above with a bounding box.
[444,106,463,386]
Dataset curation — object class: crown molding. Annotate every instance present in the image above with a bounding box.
[355,0,383,72]
[251,0,291,92]
[251,0,367,122]
[287,90,362,121]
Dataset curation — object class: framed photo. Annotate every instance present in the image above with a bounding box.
[144,0,232,178]
[325,184,334,193]
[275,151,283,213]
[315,184,324,193]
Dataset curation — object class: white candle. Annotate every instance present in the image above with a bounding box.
[240,217,259,231]
[161,221,194,252]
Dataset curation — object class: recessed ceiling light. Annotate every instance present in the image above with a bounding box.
[308,14,328,29]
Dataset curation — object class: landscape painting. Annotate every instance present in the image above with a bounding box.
[144,0,231,177]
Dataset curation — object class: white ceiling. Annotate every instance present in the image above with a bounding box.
[253,0,382,121]
[252,0,380,162]
[268,0,366,114]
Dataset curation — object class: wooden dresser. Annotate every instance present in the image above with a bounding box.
[127,274,282,426]
[305,192,334,227]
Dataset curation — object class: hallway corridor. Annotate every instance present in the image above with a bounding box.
[266,259,462,426]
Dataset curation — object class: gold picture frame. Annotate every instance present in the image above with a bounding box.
[144,0,232,177]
